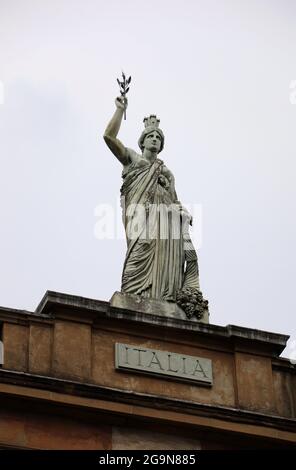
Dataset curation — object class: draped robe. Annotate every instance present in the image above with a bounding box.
[120,150,195,301]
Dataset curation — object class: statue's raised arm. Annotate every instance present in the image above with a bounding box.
[103,97,129,166]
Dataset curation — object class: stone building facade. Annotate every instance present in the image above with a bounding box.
[0,291,295,449]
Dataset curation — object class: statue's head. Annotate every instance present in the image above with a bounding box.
[138,115,164,153]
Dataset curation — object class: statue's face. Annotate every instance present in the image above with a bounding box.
[143,131,162,153]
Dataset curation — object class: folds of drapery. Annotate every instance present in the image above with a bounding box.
[121,158,185,301]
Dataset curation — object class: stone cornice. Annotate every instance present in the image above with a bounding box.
[0,368,295,438]
[272,357,296,374]
[0,290,289,355]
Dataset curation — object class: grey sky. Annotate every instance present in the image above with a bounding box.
[0,0,295,356]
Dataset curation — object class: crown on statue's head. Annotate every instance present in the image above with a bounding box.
[143,115,160,129]
[138,114,164,153]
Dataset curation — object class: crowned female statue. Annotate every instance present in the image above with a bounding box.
[104,96,208,321]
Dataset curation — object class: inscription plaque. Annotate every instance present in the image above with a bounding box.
[115,343,213,385]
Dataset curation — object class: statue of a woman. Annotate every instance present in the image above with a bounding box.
[104,97,208,321]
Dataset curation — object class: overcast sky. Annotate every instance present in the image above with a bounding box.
[0,0,295,357]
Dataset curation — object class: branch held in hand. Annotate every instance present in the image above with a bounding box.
[117,72,131,120]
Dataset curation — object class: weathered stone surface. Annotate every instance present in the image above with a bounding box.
[0,408,112,450]
[2,323,28,371]
[110,291,209,323]
[112,426,201,450]
[29,324,52,375]
[273,368,296,418]
[235,352,275,413]
[52,320,91,381]
[92,329,236,407]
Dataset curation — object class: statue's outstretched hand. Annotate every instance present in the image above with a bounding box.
[115,96,128,111]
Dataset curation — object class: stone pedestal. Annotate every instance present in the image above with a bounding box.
[110,291,209,323]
